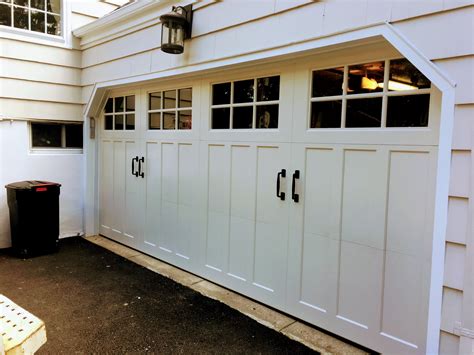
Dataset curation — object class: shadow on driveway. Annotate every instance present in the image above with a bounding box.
[0,237,316,354]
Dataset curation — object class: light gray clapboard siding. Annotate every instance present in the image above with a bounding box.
[79,1,474,71]
[82,84,95,105]
[1,78,82,104]
[442,98,473,351]
[0,0,120,123]
[0,38,81,68]
[435,56,474,105]
[0,57,81,86]
[394,6,473,60]
[0,98,84,121]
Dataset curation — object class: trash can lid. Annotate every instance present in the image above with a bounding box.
[5,180,61,190]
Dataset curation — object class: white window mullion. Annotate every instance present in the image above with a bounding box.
[252,78,257,129]
[61,124,66,147]
[381,59,390,128]
[341,65,348,128]
[229,82,234,130]
[28,0,31,30]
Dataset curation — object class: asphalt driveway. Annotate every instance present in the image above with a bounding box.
[0,237,316,354]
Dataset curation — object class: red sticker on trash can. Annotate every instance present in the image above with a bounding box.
[36,187,48,192]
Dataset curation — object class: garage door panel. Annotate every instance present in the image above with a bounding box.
[160,201,178,253]
[100,140,114,234]
[300,235,339,314]
[254,221,287,296]
[386,150,434,256]
[256,146,288,223]
[144,142,161,248]
[382,251,425,349]
[161,143,178,203]
[178,143,196,206]
[206,211,229,272]
[123,140,143,243]
[113,140,125,235]
[230,145,256,219]
[341,149,387,250]
[176,204,195,259]
[229,216,254,281]
[303,147,340,240]
[338,241,384,331]
[207,145,230,213]
[227,145,256,280]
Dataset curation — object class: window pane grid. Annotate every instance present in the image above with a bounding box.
[310,59,431,129]
[103,95,135,131]
[148,88,192,130]
[0,0,61,35]
[211,75,280,130]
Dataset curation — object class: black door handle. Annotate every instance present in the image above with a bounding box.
[276,169,286,201]
[138,157,145,178]
[292,170,300,203]
[132,156,139,177]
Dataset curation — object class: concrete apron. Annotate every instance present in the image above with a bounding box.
[84,235,367,355]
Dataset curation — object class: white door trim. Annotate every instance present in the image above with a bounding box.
[83,22,456,354]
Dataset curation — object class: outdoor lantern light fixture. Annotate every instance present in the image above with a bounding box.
[160,5,193,54]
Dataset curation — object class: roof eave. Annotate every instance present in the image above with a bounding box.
[73,0,170,38]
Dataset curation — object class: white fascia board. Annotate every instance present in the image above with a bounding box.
[73,0,165,38]
[73,0,209,49]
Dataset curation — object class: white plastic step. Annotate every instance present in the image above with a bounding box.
[0,295,46,354]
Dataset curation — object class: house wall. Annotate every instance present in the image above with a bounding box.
[0,0,121,247]
[76,1,474,353]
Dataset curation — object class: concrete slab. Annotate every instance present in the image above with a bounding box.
[86,236,141,259]
[281,322,369,355]
[129,254,203,287]
[191,280,295,332]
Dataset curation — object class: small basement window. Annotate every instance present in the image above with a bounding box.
[0,0,62,36]
[31,122,83,148]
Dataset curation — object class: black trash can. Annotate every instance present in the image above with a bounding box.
[5,180,61,257]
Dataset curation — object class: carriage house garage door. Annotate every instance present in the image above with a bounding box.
[98,51,440,354]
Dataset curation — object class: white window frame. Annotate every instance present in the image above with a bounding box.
[0,0,69,47]
[309,58,433,129]
[210,75,281,130]
[103,94,136,131]
[29,120,83,154]
[147,87,193,131]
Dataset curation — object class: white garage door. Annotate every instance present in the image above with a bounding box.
[99,56,439,354]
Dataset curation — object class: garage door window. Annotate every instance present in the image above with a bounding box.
[310,59,431,128]
[148,88,192,130]
[104,95,135,130]
[211,75,280,129]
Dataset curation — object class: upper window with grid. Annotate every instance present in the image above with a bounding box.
[211,75,280,129]
[0,0,61,36]
[104,96,135,131]
[310,59,431,129]
[148,88,192,130]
